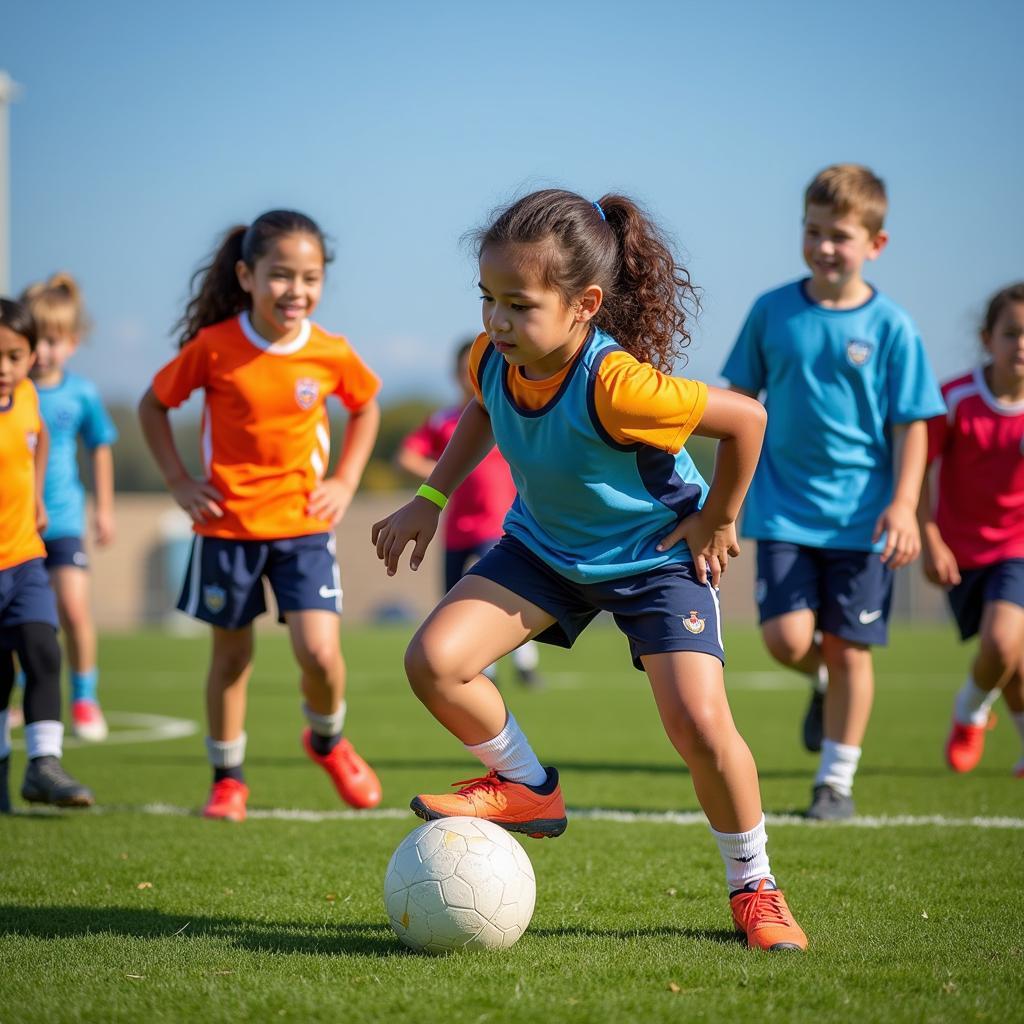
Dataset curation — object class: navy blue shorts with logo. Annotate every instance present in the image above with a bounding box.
[0,558,59,630]
[755,540,894,646]
[467,535,724,671]
[947,559,1024,641]
[44,535,88,571]
[178,532,343,630]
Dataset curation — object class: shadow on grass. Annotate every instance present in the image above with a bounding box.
[0,904,400,957]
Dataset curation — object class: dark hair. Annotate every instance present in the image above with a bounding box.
[174,210,332,347]
[0,297,38,351]
[455,338,475,368]
[981,282,1024,337]
[474,189,698,370]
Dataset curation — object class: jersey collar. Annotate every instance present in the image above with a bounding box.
[239,311,311,355]
[972,364,1024,416]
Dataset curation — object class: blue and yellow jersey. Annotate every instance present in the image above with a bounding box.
[36,371,118,540]
[722,279,945,551]
[0,379,46,571]
[469,327,709,583]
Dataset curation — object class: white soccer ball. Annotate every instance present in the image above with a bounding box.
[383,816,536,954]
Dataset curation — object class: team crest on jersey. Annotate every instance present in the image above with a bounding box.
[203,585,227,614]
[845,339,874,367]
[681,610,706,635]
[295,377,320,410]
[26,431,38,453]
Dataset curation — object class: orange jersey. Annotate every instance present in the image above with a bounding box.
[151,314,380,540]
[0,379,46,570]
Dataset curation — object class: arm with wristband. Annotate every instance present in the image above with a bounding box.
[372,400,495,575]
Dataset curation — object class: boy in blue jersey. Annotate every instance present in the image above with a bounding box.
[22,275,117,742]
[721,165,944,820]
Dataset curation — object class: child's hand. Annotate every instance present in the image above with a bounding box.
[170,475,224,524]
[922,529,961,587]
[371,498,440,576]
[873,500,920,568]
[308,478,355,527]
[94,508,115,547]
[657,511,740,588]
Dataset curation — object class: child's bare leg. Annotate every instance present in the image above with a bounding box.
[761,609,821,675]
[205,626,253,774]
[644,651,762,833]
[286,610,345,716]
[50,567,96,684]
[820,634,874,746]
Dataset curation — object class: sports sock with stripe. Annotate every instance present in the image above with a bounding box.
[465,712,546,787]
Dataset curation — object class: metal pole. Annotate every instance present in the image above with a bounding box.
[0,71,21,296]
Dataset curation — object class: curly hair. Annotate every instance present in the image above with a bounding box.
[473,189,698,371]
[174,210,332,347]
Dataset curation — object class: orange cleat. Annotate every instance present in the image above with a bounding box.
[410,768,567,839]
[302,729,382,809]
[730,879,807,952]
[945,716,996,773]
[202,778,249,822]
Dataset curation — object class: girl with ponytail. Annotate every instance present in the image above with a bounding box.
[373,188,808,952]
[139,210,383,822]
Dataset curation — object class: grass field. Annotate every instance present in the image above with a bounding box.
[1,623,1022,1024]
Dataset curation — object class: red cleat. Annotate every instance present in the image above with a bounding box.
[945,716,995,773]
[202,778,249,822]
[730,879,808,952]
[302,729,382,809]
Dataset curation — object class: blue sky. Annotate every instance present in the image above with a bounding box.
[6,0,1022,406]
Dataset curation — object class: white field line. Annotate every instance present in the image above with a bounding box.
[8,712,198,751]
[124,803,1024,830]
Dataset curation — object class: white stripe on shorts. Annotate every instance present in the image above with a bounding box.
[185,535,204,617]
[707,582,724,653]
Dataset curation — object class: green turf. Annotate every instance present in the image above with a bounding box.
[1,624,1022,1023]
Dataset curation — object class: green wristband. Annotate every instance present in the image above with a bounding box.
[416,484,448,510]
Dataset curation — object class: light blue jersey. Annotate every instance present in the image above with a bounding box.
[721,280,944,551]
[36,372,118,540]
[477,327,710,584]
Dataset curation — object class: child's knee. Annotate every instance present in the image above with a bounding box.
[978,625,1024,675]
[663,703,729,763]
[295,637,341,679]
[763,626,810,666]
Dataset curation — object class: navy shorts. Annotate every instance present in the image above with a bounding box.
[178,533,343,630]
[0,558,59,631]
[467,535,724,671]
[755,540,894,646]
[44,536,88,571]
[445,540,498,593]
[947,559,1024,641]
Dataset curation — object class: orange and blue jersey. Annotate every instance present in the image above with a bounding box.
[151,313,380,541]
[927,368,1024,569]
[469,327,708,584]
[0,379,46,571]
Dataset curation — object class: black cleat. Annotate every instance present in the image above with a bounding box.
[805,783,854,821]
[21,756,94,808]
[801,688,824,753]
[0,757,10,814]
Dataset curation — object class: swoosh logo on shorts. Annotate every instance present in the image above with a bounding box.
[858,609,882,624]
[318,586,341,599]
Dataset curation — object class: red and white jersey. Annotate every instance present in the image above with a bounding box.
[927,367,1024,569]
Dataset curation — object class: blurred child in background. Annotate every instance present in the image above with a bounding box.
[919,283,1024,778]
[396,339,541,688]
[0,297,94,811]
[722,164,945,819]
[20,273,117,742]
[138,210,382,822]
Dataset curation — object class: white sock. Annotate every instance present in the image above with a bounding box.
[512,641,539,672]
[954,678,1000,726]
[0,709,9,760]
[810,663,828,695]
[710,815,775,892]
[25,720,63,759]
[465,712,546,786]
[1011,711,1024,752]
[815,739,861,797]
[303,701,346,737]
[205,732,247,768]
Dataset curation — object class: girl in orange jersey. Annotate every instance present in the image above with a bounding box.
[373,189,807,952]
[139,210,382,822]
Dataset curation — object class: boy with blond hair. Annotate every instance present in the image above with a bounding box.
[722,164,944,819]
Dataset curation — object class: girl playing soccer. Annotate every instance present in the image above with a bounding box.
[372,189,808,951]
[138,210,383,822]
[920,282,1024,777]
[20,273,117,742]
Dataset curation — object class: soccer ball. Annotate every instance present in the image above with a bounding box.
[383,816,536,954]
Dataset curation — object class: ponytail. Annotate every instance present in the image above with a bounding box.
[475,188,698,370]
[174,209,331,347]
[19,271,90,339]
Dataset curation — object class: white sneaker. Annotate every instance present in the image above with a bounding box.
[72,699,109,742]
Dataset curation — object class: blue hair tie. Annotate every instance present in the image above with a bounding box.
[592,201,606,221]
